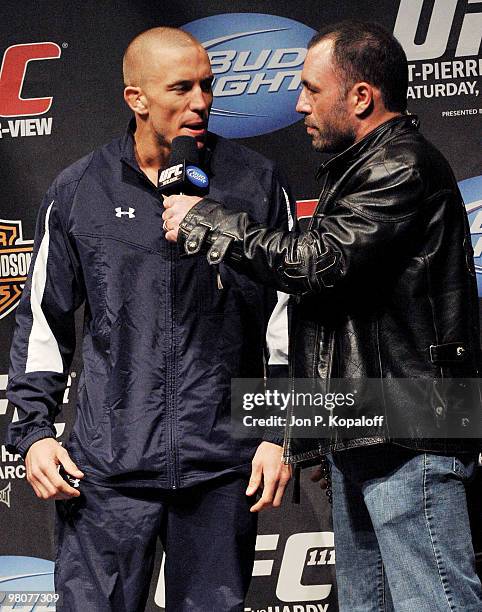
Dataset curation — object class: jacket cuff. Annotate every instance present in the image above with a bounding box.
[261,431,285,446]
[178,198,220,252]
[178,198,243,266]
[12,427,56,459]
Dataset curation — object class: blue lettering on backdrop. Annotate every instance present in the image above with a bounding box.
[183,14,316,138]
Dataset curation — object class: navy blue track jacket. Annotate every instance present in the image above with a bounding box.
[6,124,292,488]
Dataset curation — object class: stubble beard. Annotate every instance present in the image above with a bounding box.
[311,115,356,155]
[311,95,356,154]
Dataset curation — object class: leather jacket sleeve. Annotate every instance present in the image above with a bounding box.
[178,161,424,295]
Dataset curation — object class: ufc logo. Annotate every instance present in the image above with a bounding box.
[0,42,61,117]
[394,0,482,61]
[159,164,183,182]
[154,532,335,607]
[258,532,334,603]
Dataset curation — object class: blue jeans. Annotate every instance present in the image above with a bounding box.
[328,444,482,612]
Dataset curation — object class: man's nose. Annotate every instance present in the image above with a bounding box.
[190,86,211,113]
[296,89,311,115]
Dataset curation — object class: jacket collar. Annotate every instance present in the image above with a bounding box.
[120,118,141,173]
[316,114,420,179]
[120,118,214,175]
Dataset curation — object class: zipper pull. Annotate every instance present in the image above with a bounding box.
[215,265,223,290]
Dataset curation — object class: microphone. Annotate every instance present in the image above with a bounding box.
[158,136,209,196]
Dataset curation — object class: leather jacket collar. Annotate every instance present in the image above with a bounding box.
[316,114,420,179]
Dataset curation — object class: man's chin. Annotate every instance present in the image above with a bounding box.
[311,135,355,155]
[307,133,328,153]
[311,138,328,153]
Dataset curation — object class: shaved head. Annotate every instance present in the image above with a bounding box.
[122,26,213,166]
[123,27,203,87]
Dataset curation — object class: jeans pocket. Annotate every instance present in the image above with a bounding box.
[452,456,476,481]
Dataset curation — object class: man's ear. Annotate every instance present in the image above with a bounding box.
[124,86,148,116]
[349,81,375,117]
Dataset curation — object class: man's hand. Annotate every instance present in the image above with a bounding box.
[246,441,292,512]
[25,438,84,500]
[162,194,203,242]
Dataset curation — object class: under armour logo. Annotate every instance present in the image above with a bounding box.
[115,207,135,218]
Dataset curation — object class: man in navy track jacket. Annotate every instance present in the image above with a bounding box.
[6,27,292,611]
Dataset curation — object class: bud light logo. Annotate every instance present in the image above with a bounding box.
[186,165,209,188]
[459,175,482,297]
[183,14,316,138]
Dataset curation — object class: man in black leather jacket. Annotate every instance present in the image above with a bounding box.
[163,21,482,612]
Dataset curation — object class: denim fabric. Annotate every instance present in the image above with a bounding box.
[328,444,482,612]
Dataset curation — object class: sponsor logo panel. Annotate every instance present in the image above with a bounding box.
[183,14,316,138]
[186,166,209,188]
[154,531,335,610]
[0,42,60,138]
[0,220,34,320]
[0,482,11,508]
[394,0,481,112]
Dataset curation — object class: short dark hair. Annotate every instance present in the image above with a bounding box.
[308,20,408,112]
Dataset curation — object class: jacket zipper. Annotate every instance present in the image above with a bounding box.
[166,240,179,489]
[283,296,298,461]
[130,168,180,489]
[309,173,330,229]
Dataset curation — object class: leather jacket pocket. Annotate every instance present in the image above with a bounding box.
[429,342,469,364]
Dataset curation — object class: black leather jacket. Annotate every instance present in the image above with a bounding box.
[178,116,481,462]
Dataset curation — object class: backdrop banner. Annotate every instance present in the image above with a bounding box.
[0,1,480,610]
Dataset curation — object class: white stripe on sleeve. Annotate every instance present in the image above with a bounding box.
[266,188,294,366]
[25,201,64,374]
[282,187,294,231]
